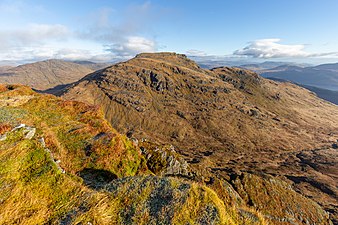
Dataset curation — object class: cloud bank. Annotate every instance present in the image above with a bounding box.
[234,39,338,59]
[105,36,156,57]
[234,39,312,58]
[186,49,208,57]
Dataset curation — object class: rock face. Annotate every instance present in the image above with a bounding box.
[0,59,94,90]
[139,141,194,178]
[59,52,338,223]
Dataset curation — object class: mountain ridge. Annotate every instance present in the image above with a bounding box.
[259,63,338,91]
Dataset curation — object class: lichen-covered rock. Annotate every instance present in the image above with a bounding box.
[139,141,196,179]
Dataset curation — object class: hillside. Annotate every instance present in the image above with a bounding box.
[300,84,338,105]
[0,59,94,90]
[1,84,335,224]
[0,66,13,73]
[71,60,112,71]
[0,84,264,224]
[58,52,338,223]
[267,77,338,105]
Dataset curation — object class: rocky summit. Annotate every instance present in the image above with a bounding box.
[51,52,338,224]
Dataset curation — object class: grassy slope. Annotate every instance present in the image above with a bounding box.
[0,84,268,224]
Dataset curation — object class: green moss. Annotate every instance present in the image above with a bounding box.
[18,142,55,183]
[0,107,27,124]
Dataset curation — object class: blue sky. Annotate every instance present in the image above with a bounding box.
[1,0,338,64]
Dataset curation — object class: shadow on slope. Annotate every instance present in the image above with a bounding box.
[77,168,117,190]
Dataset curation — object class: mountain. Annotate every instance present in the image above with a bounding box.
[4,84,332,225]
[0,84,259,224]
[0,59,94,90]
[0,83,334,224]
[71,60,112,71]
[260,63,338,91]
[57,52,338,223]
[194,59,309,71]
[239,61,307,72]
[313,62,338,71]
[0,66,13,73]
[191,58,254,69]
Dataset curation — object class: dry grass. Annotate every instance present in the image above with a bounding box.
[0,84,331,224]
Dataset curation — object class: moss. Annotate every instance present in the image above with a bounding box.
[18,142,56,183]
[0,88,150,177]
[0,107,27,125]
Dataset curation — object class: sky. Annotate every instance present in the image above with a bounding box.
[1,0,338,65]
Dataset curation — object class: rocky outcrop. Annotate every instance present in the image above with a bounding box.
[0,123,36,141]
[105,176,226,224]
[139,141,196,179]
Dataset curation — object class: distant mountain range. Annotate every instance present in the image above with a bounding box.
[0,59,110,90]
[190,56,310,70]
[235,62,338,105]
[249,62,338,91]
[240,61,310,71]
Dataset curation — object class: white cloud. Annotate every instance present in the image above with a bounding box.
[78,2,158,58]
[186,49,208,57]
[234,39,312,58]
[106,36,156,57]
[52,49,93,61]
[0,23,70,49]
